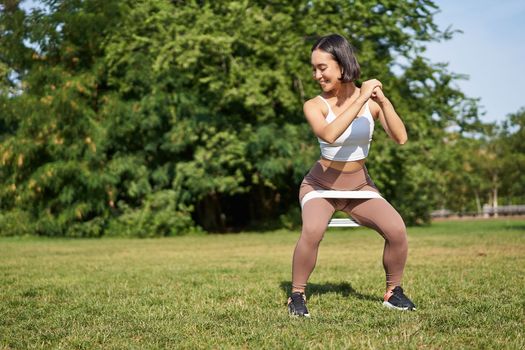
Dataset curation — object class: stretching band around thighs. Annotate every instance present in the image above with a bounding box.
[300,190,384,209]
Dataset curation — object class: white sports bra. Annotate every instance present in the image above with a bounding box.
[317,95,374,161]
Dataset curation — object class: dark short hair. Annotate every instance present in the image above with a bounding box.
[311,34,360,83]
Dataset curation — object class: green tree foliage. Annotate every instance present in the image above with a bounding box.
[1,0,122,236]
[473,109,525,211]
[1,0,509,236]
[432,108,525,215]
[498,108,525,203]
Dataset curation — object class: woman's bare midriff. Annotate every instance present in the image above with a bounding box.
[319,157,366,172]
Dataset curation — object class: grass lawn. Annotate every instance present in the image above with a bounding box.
[1,219,524,349]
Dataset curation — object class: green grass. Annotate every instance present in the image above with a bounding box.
[1,219,524,349]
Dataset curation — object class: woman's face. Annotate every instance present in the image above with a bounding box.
[311,49,342,92]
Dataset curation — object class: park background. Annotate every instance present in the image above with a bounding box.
[1,0,524,237]
[1,1,524,349]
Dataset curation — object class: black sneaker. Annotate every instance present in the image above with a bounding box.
[288,292,310,317]
[383,286,416,311]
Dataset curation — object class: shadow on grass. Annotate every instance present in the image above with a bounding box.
[505,224,525,232]
[280,281,379,302]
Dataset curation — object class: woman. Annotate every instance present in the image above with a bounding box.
[288,34,416,317]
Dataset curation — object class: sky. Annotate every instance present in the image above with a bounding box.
[19,0,525,124]
[424,0,525,124]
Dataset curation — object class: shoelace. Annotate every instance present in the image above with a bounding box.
[291,293,306,307]
[392,287,412,304]
[392,286,404,296]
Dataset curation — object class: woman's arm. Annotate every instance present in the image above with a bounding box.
[371,88,407,145]
[304,79,382,144]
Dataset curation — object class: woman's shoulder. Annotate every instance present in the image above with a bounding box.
[304,96,329,120]
[304,95,322,105]
[303,95,327,114]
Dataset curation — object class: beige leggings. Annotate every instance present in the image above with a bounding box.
[292,161,408,291]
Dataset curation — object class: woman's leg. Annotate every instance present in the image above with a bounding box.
[342,187,408,291]
[291,198,335,293]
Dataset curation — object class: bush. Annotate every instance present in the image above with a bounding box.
[0,210,34,236]
[106,190,200,237]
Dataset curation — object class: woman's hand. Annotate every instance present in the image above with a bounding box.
[371,86,388,105]
[359,79,382,100]
[369,86,408,145]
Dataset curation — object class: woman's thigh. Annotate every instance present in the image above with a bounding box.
[301,198,336,238]
[342,186,406,237]
[299,178,337,240]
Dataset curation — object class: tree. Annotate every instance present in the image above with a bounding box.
[478,108,525,214]
[499,108,525,204]
[434,107,525,217]
[0,0,122,236]
[0,0,485,235]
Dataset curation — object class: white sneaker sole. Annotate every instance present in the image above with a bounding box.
[383,301,416,311]
[288,310,311,318]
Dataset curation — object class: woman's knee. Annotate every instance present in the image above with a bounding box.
[383,222,407,246]
[300,222,326,246]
